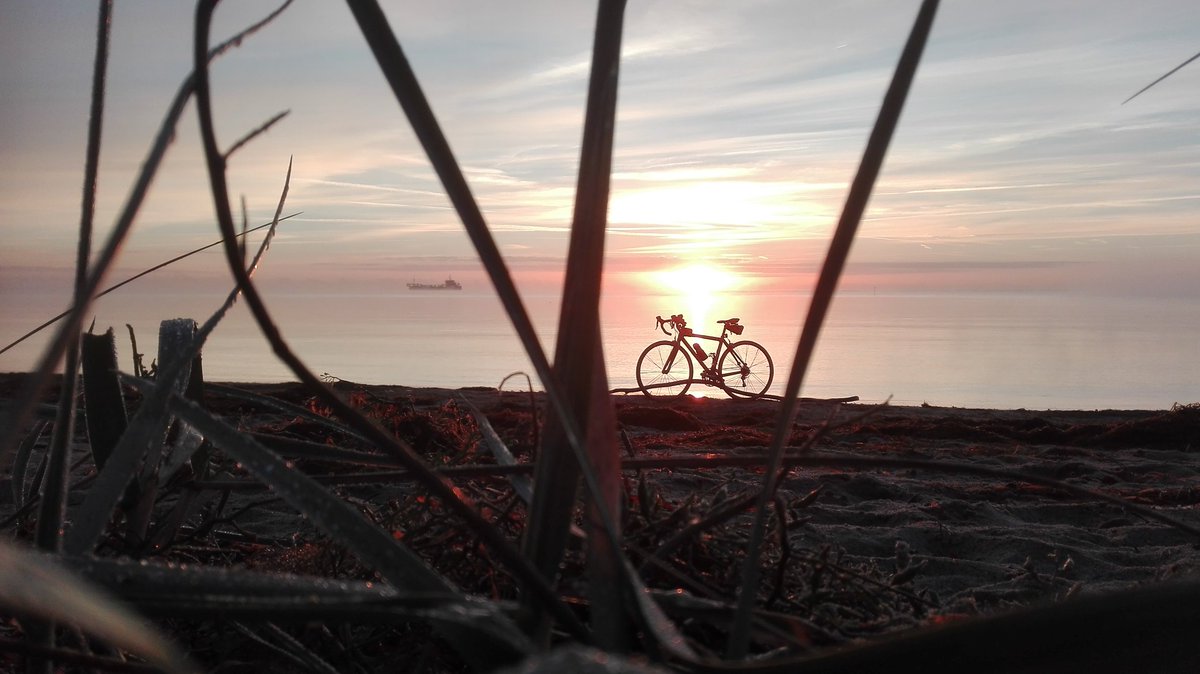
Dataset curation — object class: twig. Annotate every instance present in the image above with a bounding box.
[645,491,758,571]
[230,622,340,674]
[0,214,300,359]
[498,371,540,456]
[766,494,790,608]
[30,14,113,668]
[224,110,290,160]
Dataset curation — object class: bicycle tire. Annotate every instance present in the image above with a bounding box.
[635,340,693,397]
[717,340,773,398]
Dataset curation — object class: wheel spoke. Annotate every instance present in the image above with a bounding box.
[717,341,774,398]
[636,340,693,396]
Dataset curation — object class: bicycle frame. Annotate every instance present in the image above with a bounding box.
[663,324,735,382]
[649,314,763,389]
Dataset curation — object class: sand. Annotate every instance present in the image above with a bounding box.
[3,373,1200,667]
[198,380,1200,619]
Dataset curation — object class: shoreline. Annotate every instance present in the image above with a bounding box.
[5,372,1196,460]
[6,369,1183,414]
[3,371,1199,667]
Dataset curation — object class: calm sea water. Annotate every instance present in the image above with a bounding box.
[2,286,1197,410]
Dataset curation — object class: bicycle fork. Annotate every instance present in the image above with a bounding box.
[660,342,683,375]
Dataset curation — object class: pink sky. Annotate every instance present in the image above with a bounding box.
[2,0,1199,318]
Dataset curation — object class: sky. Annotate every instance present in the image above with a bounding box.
[1,0,1199,302]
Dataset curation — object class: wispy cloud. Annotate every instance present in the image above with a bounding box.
[889,183,1069,195]
[2,0,1198,291]
[301,179,444,198]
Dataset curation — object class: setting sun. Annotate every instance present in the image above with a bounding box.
[650,264,744,295]
[640,263,749,329]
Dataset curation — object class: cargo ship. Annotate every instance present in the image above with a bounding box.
[406,277,463,291]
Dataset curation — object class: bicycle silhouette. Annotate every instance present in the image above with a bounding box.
[636,314,774,398]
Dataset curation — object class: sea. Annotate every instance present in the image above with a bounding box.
[2,283,1197,411]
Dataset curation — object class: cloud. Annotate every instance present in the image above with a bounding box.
[890,183,1070,195]
[3,0,1199,297]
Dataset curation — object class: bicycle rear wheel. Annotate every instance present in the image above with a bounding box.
[717,340,773,398]
[636,340,693,397]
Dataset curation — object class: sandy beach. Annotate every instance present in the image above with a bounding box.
[3,373,1200,669]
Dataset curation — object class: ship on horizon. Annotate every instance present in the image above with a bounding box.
[407,277,463,291]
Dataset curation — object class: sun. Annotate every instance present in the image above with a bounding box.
[651,264,742,295]
[641,263,747,330]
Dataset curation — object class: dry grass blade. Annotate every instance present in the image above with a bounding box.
[34,0,114,561]
[231,622,339,674]
[498,372,540,453]
[342,0,557,383]
[223,110,290,159]
[71,555,509,624]
[9,420,49,507]
[0,213,299,359]
[462,396,534,504]
[524,0,629,645]
[340,0,556,401]
[502,1,689,653]
[0,541,196,674]
[248,433,403,467]
[28,14,114,667]
[80,329,128,470]
[584,349,627,647]
[620,557,699,662]
[162,390,534,666]
[0,640,167,674]
[728,0,940,657]
[1122,48,1200,104]
[249,156,291,275]
[123,319,200,543]
[158,416,205,487]
[63,320,195,554]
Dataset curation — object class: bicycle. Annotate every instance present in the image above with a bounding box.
[636,313,774,398]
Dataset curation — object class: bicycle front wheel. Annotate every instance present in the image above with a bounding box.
[717,340,774,398]
[636,340,693,397]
